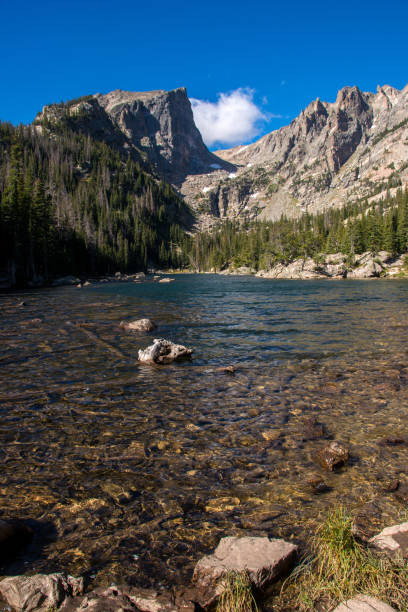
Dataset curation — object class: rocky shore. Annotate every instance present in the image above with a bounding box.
[1,511,407,611]
[220,251,408,280]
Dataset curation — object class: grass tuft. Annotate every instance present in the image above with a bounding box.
[279,507,408,611]
[216,570,259,612]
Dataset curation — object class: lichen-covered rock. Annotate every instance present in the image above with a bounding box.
[192,536,297,606]
[314,441,349,471]
[0,573,84,612]
[369,521,408,558]
[120,318,157,332]
[138,338,193,364]
[332,595,397,611]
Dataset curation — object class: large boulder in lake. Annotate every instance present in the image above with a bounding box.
[138,338,193,364]
[120,318,157,332]
[0,573,84,612]
[193,536,297,606]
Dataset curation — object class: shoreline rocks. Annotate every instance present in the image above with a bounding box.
[369,522,408,558]
[192,536,297,606]
[0,573,84,612]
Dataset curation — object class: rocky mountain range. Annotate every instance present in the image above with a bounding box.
[183,84,408,227]
[35,88,233,184]
[36,83,408,229]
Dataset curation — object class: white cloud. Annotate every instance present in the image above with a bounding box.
[190,88,268,147]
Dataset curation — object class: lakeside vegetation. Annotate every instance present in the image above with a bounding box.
[0,121,188,285]
[181,189,408,272]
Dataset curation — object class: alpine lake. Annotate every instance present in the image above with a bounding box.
[1,274,408,595]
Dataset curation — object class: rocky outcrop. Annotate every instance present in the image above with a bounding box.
[0,573,84,612]
[36,89,233,184]
[192,536,297,606]
[138,338,193,364]
[185,83,408,225]
[254,251,407,280]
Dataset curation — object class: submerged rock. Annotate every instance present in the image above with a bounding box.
[332,595,397,611]
[120,318,157,332]
[0,573,84,612]
[138,338,193,364]
[306,474,330,494]
[314,441,349,471]
[192,535,297,606]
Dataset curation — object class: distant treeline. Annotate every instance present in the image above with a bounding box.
[1,117,408,285]
[0,121,189,285]
[180,189,408,271]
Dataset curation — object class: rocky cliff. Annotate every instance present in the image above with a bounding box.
[35,88,233,184]
[181,84,408,226]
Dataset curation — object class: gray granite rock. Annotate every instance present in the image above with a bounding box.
[138,338,193,364]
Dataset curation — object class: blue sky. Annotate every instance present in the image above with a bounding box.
[1,0,407,148]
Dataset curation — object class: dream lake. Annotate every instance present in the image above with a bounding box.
[1,275,408,591]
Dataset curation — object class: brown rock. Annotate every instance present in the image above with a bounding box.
[192,536,297,606]
[314,441,349,471]
[120,318,157,332]
[0,573,84,612]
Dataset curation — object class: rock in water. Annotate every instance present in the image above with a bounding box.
[193,536,297,606]
[0,573,84,612]
[138,338,193,364]
[332,595,397,611]
[314,441,349,471]
[120,318,157,332]
[369,522,408,558]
